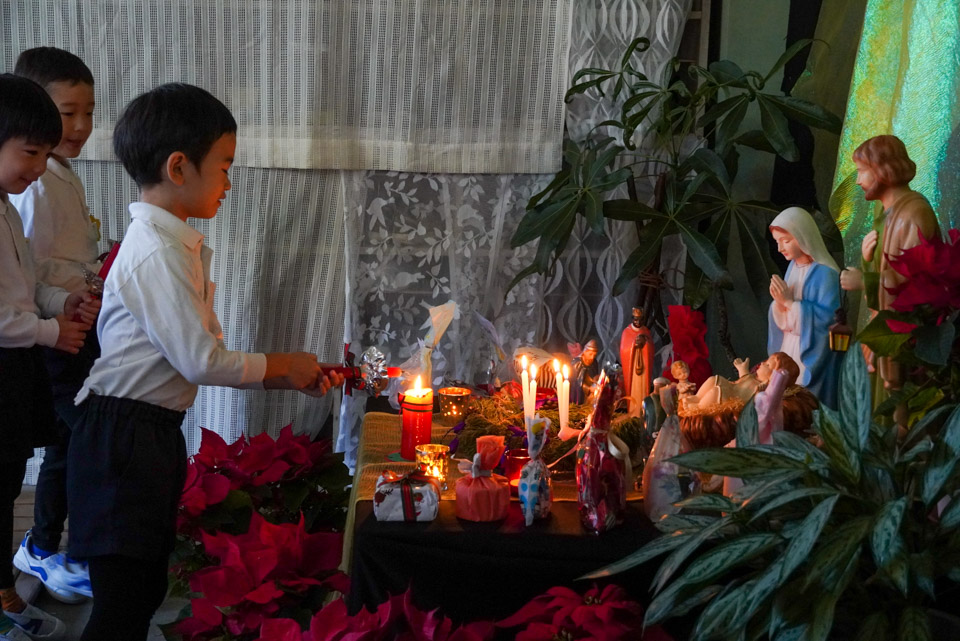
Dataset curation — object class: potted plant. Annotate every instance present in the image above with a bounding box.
[584,229,960,639]
[508,37,843,360]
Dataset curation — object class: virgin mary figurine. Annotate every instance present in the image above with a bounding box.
[767,207,841,409]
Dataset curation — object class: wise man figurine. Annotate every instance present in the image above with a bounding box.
[840,135,940,397]
[620,307,654,418]
[570,339,600,404]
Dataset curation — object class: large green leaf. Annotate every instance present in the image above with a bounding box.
[708,59,749,88]
[612,219,673,295]
[687,147,732,193]
[803,517,871,590]
[914,322,956,366]
[808,592,840,641]
[733,470,805,509]
[716,97,750,151]
[674,493,739,513]
[897,606,931,641]
[690,582,753,640]
[816,405,861,484]
[583,189,604,234]
[920,404,960,505]
[651,516,735,593]
[749,487,838,524]
[676,222,733,287]
[654,512,719,534]
[871,496,907,569]
[675,533,781,587]
[763,94,843,134]
[939,493,960,531]
[581,531,694,579]
[839,345,871,452]
[757,95,798,161]
[602,198,669,222]
[854,612,892,641]
[670,447,808,478]
[511,195,579,247]
[902,404,954,450]
[763,38,816,84]
[858,311,912,357]
[737,398,759,447]
[771,431,831,467]
[776,495,838,585]
[735,209,781,302]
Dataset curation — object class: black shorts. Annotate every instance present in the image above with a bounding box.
[66,395,187,561]
[0,346,58,462]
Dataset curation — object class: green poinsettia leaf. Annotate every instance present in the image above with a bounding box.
[857,311,912,357]
[913,322,956,366]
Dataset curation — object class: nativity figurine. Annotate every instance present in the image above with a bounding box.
[767,206,842,409]
[620,307,654,418]
[839,135,941,392]
[570,338,600,404]
[678,352,818,450]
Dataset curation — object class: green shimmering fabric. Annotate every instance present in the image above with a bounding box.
[832,0,960,266]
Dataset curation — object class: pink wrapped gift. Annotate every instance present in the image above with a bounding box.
[373,470,440,522]
[455,435,510,522]
[577,372,628,533]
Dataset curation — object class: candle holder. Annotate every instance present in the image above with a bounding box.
[504,448,530,497]
[400,384,434,460]
[415,443,450,490]
[438,387,471,425]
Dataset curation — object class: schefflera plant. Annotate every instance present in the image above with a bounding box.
[587,345,960,641]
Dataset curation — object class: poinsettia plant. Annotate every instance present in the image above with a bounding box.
[165,426,352,640]
[858,228,960,423]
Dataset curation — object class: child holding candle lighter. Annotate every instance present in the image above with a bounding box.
[67,83,344,641]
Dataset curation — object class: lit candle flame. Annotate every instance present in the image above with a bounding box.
[521,355,528,369]
[530,363,537,380]
[562,364,569,380]
[553,358,560,372]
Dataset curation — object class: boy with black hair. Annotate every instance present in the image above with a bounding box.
[0,73,99,641]
[11,47,101,605]
[68,82,344,640]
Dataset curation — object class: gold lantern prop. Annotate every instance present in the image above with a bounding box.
[829,308,853,353]
[437,387,471,425]
[415,443,450,489]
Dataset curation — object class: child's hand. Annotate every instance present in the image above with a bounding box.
[65,291,101,329]
[54,315,87,354]
[300,367,346,397]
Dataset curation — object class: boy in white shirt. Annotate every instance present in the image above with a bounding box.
[10,47,102,604]
[0,73,98,641]
[68,82,343,641]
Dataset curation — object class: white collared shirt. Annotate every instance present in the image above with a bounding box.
[76,202,266,411]
[0,195,69,348]
[10,157,101,292]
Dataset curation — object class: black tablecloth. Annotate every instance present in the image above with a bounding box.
[348,499,661,623]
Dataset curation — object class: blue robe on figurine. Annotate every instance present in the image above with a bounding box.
[767,208,842,410]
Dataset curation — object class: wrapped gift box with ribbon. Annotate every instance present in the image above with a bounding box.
[373,469,440,522]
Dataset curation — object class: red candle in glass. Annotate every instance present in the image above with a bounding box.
[504,448,530,496]
[400,377,434,460]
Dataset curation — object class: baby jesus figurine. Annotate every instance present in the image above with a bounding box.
[681,355,780,411]
[678,352,816,449]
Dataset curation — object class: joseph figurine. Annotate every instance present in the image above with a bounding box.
[620,307,654,418]
[840,135,940,392]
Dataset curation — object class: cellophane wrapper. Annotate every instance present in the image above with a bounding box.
[455,435,510,521]
[373,471,440,522]
[576,375,627,533]
[519,416,553,526]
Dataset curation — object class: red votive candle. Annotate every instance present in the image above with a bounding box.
[400,377,434,460]
[504,448,530,497]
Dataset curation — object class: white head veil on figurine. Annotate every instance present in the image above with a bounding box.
[767,207,842,409]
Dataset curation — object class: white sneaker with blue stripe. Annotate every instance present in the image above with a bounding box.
[12,532,92,602]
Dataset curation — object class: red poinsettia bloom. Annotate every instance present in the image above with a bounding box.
[498,584,669,641]
[662,305,712,386]
[180,464,232,517]
[887,228,960,315]
[257,618,306,641]
[885,318,919,334]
